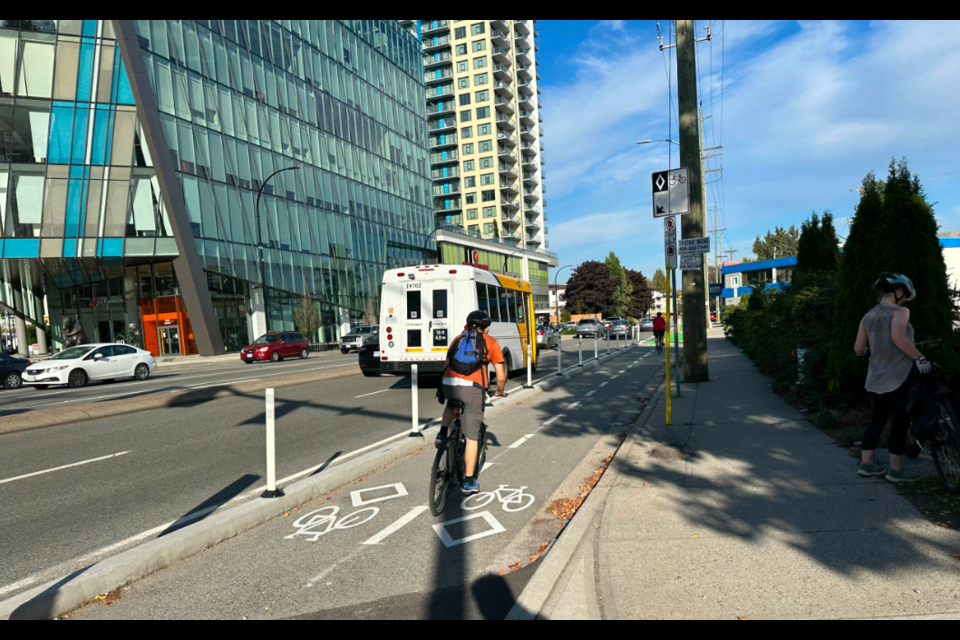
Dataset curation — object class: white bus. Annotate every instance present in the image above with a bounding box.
[379,265,538,377]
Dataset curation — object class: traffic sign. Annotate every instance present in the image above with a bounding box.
[679,236,711,255]
[709,283,723,297]
[680,253,702,271]
[664,216,677,244]
[652,168,690,218]
[665,242,678,269]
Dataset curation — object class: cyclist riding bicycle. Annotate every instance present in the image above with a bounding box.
[854,272,930,483]
[437,310,507,496]
[652,312,666,348]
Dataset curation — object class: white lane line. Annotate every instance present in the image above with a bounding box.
[0,451,132,486]
[362,506,429,545]
[509,434,536,449]
[585,390,596,397]
[481,462,499,474]
[599,382,609,388]
[355,386,409,399]
[610,375,619,380]
[543,414,563,426]
[619,370,626,374]
[566,401,581,410]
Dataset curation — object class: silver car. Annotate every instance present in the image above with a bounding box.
[537,324,560,349]
[340,326,379,354]
[640,318,655,332]
[576,318,605,339]
[609,321,630,339]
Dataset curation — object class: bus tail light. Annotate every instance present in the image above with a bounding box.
[397,273,405,277]
[449,270,457,274]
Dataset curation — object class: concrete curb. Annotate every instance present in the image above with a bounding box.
[0,366,360,437]
[0,345,639,620]
[506,365,667,621]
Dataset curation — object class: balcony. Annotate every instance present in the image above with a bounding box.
[526,234,542,245]
[517,80,534,96]
[429,133,458,149]
[524,205,542,218]
[519,94,534,110]
[501,213,522,227]
[516,46,531,63]
[501,197,520,210]
[421,20,450,35]
[423,34,452,51]
[520,125,537,140]
[423,51,453,68]
[496,113,515,131]
[496,129,517,147]
[428,117,457,133]
[424,67,453,85]
[516,63,533,79]
[434,196,462,213]
[432,165,460,180]
[522,171,539,185]
[425,83,454,99]
[493,79,514,98]
[494,96,515,115]
[500,179,519,194]
[524,188,540,200]
[525,219,541,232]
[492,63,513,81]
[543,197,548,207]
[427,100,456,116]
[432,183,461,197]
[515,20,531,34]
[430,149,459,165]
[520,140,538,152]
[502,228,522,242]
[490,29,511,48]
[499,162,518,179]
[521,155,537,170]
[491,19,509,31]
[539,125,544,137]
[491,45,511,64]
[498,144,517,162]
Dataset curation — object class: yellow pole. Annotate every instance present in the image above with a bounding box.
[665,265,673,426]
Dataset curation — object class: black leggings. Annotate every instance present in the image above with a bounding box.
[862,368,920,456]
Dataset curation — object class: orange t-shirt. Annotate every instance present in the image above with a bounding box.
[443,332,505,388]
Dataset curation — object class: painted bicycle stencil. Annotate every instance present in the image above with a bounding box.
[461,485,535,513]
[285,506,379,542]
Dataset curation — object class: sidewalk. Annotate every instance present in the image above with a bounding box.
[539,328,960,620]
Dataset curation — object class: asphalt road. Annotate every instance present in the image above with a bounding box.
[70,346,663,620]
[0,336,633,599]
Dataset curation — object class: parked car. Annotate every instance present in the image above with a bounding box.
[341,326,380,354]
[358,338,381,377]
[241,332,309,363]
[640,318,655,332]
[22,344,157,389]
[577,318,605,339]
[0,352,30,389]
[609,320,631,339]
[536,324,560,349]
[564,322,577,331]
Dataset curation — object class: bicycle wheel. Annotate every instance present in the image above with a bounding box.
[932,397,960,495]
[462,491,496,511]
[429,439,456,517]
[502,491,536,513]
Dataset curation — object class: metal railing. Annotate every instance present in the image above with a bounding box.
[435,222,557,259]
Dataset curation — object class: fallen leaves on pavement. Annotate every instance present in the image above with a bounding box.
[547,452,617,523]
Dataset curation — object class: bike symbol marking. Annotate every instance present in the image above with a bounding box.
[461,485,535,513]
[285,506,379,542]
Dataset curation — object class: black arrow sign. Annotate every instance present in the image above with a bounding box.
[656,205,665,214]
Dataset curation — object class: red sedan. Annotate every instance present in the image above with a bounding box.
[241,332,309,363]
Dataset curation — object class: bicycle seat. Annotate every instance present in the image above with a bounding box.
[447,398,466,411]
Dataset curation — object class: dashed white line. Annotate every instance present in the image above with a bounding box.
[509,434,536,449]
[585,390,596,397]
[619,370,626,374]
[543,414,563,426]
[610,375,619,380]
[355,386,409,399]
[0,451,132,486]
[362,506,429,545]
[567,401,581,410]
[599,382,608,388]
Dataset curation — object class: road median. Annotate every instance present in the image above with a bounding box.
[0,366,360,437]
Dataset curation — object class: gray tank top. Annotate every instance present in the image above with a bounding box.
[863,303,915,394]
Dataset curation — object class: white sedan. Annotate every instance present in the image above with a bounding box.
[22,344,158,389]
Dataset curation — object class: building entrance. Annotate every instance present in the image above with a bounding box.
[159,326,181,355]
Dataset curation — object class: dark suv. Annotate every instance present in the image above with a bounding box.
[241,332,309,363]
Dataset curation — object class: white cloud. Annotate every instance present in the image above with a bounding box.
[601,20,627,32]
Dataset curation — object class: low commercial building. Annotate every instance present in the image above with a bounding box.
[721,256,797,306]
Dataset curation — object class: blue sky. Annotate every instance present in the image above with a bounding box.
[537,20,960,281]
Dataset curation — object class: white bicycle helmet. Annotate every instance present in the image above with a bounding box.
[875,272,916,302]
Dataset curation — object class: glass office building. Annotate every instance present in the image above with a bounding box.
[0,19,434,356]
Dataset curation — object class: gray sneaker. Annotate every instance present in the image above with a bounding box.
[885,468,922,483]
[857,461,887,477]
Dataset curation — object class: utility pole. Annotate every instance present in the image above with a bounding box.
[677,20,709,382]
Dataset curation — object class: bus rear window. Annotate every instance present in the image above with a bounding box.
[433,290,448,319]
[407,330,422,348]
[407,290,421,320]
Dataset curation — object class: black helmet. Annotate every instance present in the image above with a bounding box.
[656,312,663,317]
[466,310,492,330]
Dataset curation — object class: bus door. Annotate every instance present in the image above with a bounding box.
[425,283,453,355]
[403,281,426,354]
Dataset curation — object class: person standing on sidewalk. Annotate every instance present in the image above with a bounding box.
[854,272,931,483]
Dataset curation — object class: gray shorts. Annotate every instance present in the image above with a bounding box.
[444,384,485,441]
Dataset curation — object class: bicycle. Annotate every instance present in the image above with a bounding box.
[428,397,491,517]
[654,331,665,355]
[669,174,686,185]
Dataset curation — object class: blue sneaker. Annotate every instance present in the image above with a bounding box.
[461,478,480,496]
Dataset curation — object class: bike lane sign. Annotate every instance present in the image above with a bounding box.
[652,168,690,218]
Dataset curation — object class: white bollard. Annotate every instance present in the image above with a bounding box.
[261,388,284,498]
[410,364,420,436]
[594,334,598,360]
[525,340,533,389]
[578,335,583,366]
[606,330,610,355]
[557,332,563,376]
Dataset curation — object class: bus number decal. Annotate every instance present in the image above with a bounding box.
[405,283,422,289]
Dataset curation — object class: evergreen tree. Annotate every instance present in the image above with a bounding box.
[754,225,800,261]
[795,212,840,275]
[625,269,654,318]
[828,160,956,394]
[605,252,632,317]
[651,268,668,292]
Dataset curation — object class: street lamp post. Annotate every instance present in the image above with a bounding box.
[255,166,300,334]
[554,264,573,376]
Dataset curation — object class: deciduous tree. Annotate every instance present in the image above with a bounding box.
[605,252,632,318]
[564,261,615,316]
[625,269,653,318]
